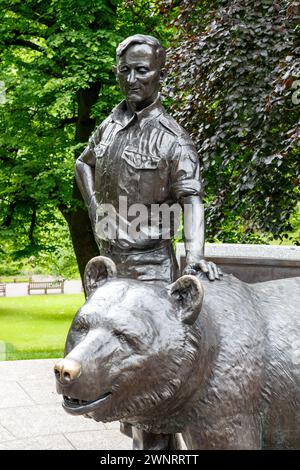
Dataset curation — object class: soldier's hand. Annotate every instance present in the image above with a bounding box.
[183,259,223,281]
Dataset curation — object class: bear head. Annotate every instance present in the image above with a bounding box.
[54,256,204,432]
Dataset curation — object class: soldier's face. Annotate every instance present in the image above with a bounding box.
[116,44,163,110]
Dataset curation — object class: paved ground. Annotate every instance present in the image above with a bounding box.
[0,359,132,450]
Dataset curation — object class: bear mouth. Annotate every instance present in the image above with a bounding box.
[63,392,111,415]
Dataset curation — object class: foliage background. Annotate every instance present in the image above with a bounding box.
[0,0,299,279]
[162,0,300,244]
[0,0,170,278]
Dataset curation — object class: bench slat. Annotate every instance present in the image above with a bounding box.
[0,283,6,296]
[28,281,64,294]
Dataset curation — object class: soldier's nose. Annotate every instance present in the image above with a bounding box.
[127,70,137,84]
[54,358,81,384]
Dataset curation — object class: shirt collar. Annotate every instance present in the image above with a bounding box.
[111,95,163,129]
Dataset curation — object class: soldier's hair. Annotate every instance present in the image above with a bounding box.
[116,34,166,69]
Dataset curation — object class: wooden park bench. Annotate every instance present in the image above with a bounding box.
[0,283,6,296]
[27,280,64,295]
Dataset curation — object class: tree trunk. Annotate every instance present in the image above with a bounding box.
[65,184,99,287]
[61,83,101,286]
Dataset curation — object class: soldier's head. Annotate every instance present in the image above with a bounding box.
[114,34,166,111]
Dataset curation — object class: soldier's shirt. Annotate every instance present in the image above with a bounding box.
[78,97,202,249]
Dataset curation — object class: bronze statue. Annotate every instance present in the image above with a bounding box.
[71,34,223,449]
[75,34,222,283]
[55,257,300,449]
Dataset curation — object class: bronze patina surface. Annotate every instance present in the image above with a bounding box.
[69,34,227,450]
[75,34,221,283]
[55,256,300,449]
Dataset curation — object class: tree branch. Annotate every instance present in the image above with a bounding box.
[29,209,36,245]
[5,7,56,30]
[57,117,78,129]
[6,37,43,52]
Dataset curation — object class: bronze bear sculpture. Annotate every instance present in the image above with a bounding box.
[55,256,300,449]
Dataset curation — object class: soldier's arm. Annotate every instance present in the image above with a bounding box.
[171,140,222,281]
[182,195,221,280]
[75,139,97,226]
[182,194,205,261]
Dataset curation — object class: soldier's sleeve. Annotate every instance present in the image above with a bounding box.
[170,138,202,200]
[77,122,103,167]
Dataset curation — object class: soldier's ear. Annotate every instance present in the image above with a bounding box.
[84,256,117,297]
[168,275,204,325]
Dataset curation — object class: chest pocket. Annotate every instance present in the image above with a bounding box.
[121,147,160,170]
[120,146,168,204]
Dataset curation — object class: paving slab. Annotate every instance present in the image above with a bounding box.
[0,403,106,440]
[0,381,35,409]
[0,359,131,450]
[17,377,62,405]
[64,430,131,450]
[0,423,15,443]
[0,358,59,382]
[0,434,76,450]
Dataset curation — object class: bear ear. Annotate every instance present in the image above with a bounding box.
[168,275,204,325]
[84,256,117,297]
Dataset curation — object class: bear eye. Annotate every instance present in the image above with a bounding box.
[113,330,141,351]
[113,330,128,343]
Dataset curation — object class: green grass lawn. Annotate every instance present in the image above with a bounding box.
[0,294,84,361]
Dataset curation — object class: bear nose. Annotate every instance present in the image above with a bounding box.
[54,358,81,384]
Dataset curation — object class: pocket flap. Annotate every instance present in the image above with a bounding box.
[121,147,160,170]
[95,143,108,159]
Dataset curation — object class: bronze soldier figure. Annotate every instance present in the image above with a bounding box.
[75,34,221,284]
[75,34,222,449]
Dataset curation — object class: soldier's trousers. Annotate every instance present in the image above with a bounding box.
[98,239,181,449]
[99,239,179,284]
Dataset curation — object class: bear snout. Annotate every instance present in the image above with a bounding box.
[54,358,82,385]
